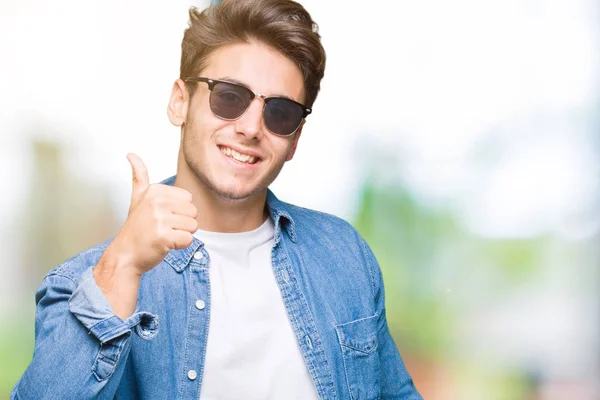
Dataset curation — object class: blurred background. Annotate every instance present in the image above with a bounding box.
[1,0,598,398]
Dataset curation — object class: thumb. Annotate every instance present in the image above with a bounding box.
[126,152,149,203]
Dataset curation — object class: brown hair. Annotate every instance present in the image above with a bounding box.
[180,0,326,108]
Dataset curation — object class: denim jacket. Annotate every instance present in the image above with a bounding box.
[12,177,422,400]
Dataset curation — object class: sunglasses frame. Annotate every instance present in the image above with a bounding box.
[185,77,311,137]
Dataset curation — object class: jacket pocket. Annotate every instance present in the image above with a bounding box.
[335,314,381,400]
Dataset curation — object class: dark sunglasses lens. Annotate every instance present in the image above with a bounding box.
[264,98,304,136]
[210,82,253,119]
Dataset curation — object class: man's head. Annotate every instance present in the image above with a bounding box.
[168,0,326,202]
[180,0,325,109]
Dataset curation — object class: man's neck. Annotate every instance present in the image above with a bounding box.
[173,160,269,234]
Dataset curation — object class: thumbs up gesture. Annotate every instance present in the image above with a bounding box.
[93,153,198,319]
[94,154,198,319]
[114,153,199,275]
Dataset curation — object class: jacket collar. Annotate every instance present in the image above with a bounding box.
[160,176,297,272]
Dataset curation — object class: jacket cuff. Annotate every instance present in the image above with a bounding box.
[68,267,159,343]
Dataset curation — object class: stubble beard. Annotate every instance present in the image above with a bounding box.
[182,120,288,202]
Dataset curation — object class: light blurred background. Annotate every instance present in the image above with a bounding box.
[1,0,599,398]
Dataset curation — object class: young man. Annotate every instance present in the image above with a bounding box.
[13,1,422,399]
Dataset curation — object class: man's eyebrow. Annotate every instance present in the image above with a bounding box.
[218,76,295,101]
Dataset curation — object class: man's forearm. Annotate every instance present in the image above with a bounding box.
[93,243,143,320]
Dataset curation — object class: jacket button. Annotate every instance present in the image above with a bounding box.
[195,300,206,310]
[188,370,197,380]
[193,251,203,260]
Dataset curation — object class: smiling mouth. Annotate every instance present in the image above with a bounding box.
[218,145,260,165]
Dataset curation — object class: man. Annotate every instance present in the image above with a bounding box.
[13,0,422,399]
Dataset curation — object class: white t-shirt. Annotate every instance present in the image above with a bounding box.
[195,217,319,400]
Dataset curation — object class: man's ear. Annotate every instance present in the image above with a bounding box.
[167,79,189,126]
[285,122,305,161]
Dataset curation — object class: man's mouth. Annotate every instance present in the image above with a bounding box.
[218,145,260,165]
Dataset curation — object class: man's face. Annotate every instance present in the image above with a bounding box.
[175,41,306,201]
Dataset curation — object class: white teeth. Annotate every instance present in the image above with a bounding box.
[230,149,247,162]
[220,146,258,164]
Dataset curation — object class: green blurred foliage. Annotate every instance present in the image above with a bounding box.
[351,176,552,397]
[353,180,457,358]
[0,313,34,398]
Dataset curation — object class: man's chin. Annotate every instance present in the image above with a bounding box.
[188,162,269,202]
[212,185,265,202]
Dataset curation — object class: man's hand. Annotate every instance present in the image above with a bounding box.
[93,153,198,319]
[115,153,198,274]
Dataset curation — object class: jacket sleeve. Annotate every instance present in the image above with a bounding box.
[359,238,423,400]
[11,267,158,400]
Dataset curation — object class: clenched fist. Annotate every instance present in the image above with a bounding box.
[94,153,198,319]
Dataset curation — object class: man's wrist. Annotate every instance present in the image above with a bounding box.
[93,244,142,319]
[95,242,141,282]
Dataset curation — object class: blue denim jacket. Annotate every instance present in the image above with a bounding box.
[12,177,422,400]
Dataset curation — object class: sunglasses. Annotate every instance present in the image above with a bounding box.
[185,77,311,137]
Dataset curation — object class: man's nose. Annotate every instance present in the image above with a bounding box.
[234,98,264,140]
